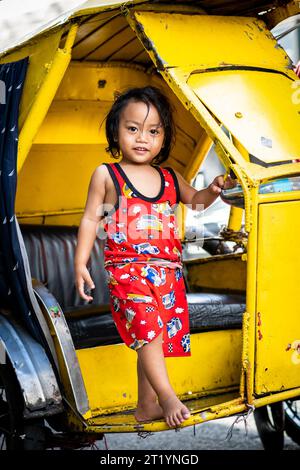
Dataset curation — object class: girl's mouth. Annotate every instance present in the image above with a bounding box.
[133,147,149,153]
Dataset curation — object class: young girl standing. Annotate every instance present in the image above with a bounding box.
[74,86,236,428]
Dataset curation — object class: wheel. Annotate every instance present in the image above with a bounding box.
[254,402,285,450]
[284,398,300,446]
[0,358,46,450]
[0,357,102,450]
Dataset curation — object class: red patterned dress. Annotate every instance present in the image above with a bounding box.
[102,162,191,357]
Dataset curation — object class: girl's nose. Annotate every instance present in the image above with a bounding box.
[136,130,148,142]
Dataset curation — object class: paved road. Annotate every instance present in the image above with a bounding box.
[94,414,299,450]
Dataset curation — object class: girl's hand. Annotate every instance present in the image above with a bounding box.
[75,265,95,302]
[208,174,237,195]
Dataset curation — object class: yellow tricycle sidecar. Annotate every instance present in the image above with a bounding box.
[0,0,300,450]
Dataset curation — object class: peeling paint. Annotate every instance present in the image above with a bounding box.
[257,312,262,327]
[49,305,61,318]
[133,18,167,71]
[285,340,300,364]
[253,20,264,33]
[135,21,152,51]
[244,30,254,41]
[133,424,144,430]
[291,340,300,365]
[257,312,262,341]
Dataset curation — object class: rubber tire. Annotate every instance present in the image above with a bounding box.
[254,402,285,450]
[284,399,300,446]
[0,360,46,450]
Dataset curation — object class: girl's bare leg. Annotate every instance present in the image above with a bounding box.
[134,331,190,428]
[134,357,164,422]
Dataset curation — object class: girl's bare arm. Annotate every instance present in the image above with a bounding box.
[173,169,236,210]
[74,165,107,301]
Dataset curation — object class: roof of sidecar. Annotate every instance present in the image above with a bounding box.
[0,0,297,57]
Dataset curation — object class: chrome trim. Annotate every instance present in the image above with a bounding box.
[220,185,245,208]
[15,217,60,371]
[32,279,90,416]
[0,314,63,418]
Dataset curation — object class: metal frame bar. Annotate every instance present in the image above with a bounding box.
[17,23,79,173]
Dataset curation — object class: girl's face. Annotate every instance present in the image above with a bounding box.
[117,100,165,165]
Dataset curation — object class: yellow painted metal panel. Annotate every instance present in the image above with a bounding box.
[258,191,300,204]
[0,2,296,62]
[17,25,78,172]
[127,9,299,176]
[186,254,246,293]
[85,392,243,433]
[0,29,63,131]
[130,12,292,72]
[228,206,244,232]
[16,62,203,222]
[188,71,300,163]
[76,330,242,415]
[19,217,44,225]
[16,144,108,215]
[18,214,82,226]
[54,62,152,100]
[34,101,110,145]
[255,200,300,394]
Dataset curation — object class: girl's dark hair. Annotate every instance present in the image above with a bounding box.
[105,86,176,165]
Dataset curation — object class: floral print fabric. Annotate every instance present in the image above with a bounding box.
[102,163,191,357]
[106,263,191,357]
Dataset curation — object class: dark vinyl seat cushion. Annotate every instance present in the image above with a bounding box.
[187,292,245,331]
[21,224,110,310]
[64,292,245,349]
[21,225,246,350]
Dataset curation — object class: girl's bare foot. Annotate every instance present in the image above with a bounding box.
[159,394,191,428]
[134,401,164,422]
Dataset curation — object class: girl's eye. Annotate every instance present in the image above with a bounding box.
[150,129,159,135]
[127,126,137,132]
